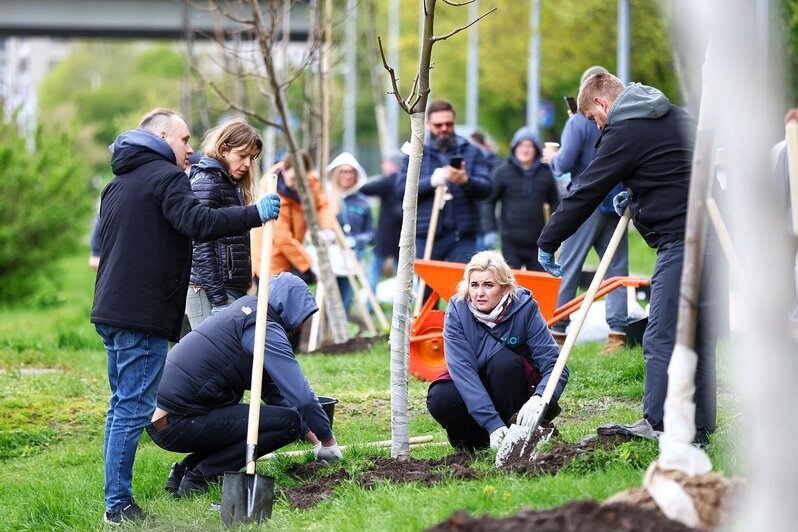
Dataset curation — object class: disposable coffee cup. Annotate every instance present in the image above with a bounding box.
[544,142,560,152]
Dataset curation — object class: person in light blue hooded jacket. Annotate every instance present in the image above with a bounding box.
[482,127,560,270]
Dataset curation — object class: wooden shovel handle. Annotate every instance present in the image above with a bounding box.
[246,174,278,475]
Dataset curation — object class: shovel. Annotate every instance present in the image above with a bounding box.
[221,174,278,525]
[496,209,631,467]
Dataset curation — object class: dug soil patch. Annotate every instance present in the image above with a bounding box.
[501,433,635,474]
[306,334,388,355]
[280,454,480,509]
[428,500,696,531]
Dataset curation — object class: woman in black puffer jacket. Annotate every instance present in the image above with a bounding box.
[185,119,262,330]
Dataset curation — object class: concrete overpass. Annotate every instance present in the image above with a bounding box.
[0,0,311,40]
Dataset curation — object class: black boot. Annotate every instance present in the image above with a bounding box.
[164,462,187,493]
[176,468,210,498]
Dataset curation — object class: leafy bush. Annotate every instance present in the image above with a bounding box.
[0,122,91,303]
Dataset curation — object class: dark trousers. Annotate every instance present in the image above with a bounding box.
[643,237,725,440]
[426,348,528,452]
[146,403,302,478]
[502,243,545,272]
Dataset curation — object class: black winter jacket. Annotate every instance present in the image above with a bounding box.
[91,129,262,341]
[359,172,402,258]
[156,273,333,441]
[484,157,560,249]
[538,83,695,253]
[188,157,253,304]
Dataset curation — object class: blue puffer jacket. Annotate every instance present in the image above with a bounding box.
[188,156,253,305]
[156,273,333,441]
[443,287,568,435]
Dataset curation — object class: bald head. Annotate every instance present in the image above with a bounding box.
[139,108,193,169]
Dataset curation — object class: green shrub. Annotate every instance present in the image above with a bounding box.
[0,122,91,303]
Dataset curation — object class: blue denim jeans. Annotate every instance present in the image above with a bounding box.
[96,324,168,512]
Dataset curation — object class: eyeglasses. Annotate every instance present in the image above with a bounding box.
[430,121,454,129]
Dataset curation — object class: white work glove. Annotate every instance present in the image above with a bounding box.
[430,167,448,187]
[516,395,545,427]
[489,426,508,450]
[314,442,343,463]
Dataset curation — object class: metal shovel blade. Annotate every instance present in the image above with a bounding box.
[220,471,275,525]
[495,423,556,468]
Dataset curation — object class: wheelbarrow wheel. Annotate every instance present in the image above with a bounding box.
[409,309,446,381]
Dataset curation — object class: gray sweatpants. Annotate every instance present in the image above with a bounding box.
[552,208,630,333]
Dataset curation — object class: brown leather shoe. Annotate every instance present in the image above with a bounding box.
[602,332,627,355]
[550,330,566,348]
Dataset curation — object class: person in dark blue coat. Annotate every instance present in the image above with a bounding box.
[538,73,725,445]
[426,251,568,452]
[186,119,263,329]
[395,99,492,265]
[360,151,404,292]
[148,272,341,497]
[90,108,281,524]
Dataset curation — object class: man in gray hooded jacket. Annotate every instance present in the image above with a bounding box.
[537,73,724,445]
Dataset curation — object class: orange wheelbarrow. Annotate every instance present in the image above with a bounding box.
[409,258,649,381]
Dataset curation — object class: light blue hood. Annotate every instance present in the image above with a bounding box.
[606,83,671,126]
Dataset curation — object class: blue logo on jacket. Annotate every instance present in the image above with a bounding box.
[502,335,520,346]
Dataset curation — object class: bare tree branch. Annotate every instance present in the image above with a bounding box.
[210,0,255,26]
[198,66,281,128]
[377,35,410,114]
[432,7,497,42]
[442,0,476,6]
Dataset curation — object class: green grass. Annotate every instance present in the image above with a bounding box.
[0,252,740,531]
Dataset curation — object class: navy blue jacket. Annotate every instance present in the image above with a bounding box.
[395,135,492,237]
[156,273,333,441]
[91,129,262,341]
[444,287,568,435]
[360,172,402,258]
[338,191,375,253]
[189,156,253,304]
[538,84,695,252]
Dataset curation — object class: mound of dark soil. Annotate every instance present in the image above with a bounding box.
[502,433,634,475]
[280,454,479,509]
[427,500,696,531]
[307,334,388,355]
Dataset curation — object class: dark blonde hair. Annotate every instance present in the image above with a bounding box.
[456,250,518,300]
[576,72,625,114]
[201,118,262,204]
[282,149,314,173]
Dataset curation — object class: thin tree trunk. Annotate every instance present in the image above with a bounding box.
[248,0,349,344]
[319,0,333,187]
[390,111,424,457]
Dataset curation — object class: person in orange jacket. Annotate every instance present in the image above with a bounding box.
[251,150,336,285]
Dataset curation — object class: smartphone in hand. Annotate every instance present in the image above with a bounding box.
[449,156,463,169]
[564,96,578,115]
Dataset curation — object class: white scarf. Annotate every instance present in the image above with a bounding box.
[467,292,511,328]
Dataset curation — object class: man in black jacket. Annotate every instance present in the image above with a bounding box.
[537,73,724,445]
[91,108,281,524]
[148,273,340,497]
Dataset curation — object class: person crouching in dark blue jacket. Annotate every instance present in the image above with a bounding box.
[147,273,341,497]
[426,251,568,452]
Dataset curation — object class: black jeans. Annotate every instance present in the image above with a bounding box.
[147,403,302,478]
[426,348,528,452]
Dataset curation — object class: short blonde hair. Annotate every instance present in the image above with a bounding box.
[201,118,262,205]
[576,72,625,114]
[456,250,518,300]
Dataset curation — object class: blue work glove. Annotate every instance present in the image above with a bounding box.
[211,304,229,315]
[612,190,629,217]
[538,249,562,277]
[256,193,281,222]
[482,231,498,250]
